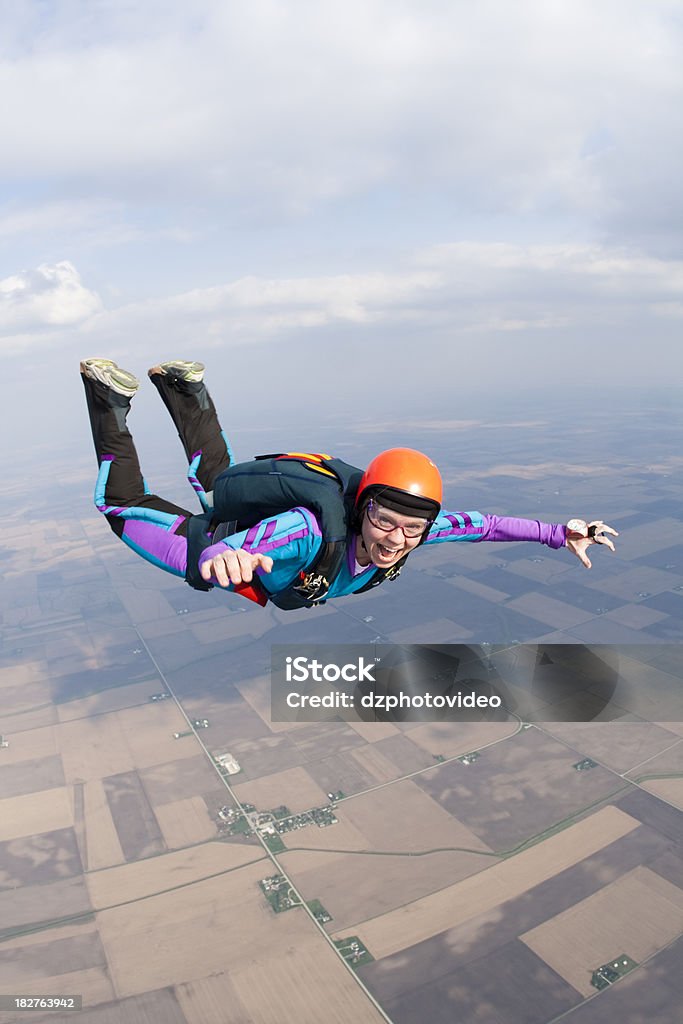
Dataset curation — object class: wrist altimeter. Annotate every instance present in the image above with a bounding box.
[566,519,598,540]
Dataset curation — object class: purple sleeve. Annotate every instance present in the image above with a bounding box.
[481,515,567,549]
[425,509,567,549]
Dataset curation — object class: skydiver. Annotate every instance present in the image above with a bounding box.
[79,358,618,610]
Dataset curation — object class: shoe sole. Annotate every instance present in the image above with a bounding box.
[81,359,140,397]
[148,360,205,383]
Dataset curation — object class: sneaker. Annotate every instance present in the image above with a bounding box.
[80,359,140,398]
[148,360,205,383]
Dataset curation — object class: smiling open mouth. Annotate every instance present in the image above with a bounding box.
[377,543,400,558]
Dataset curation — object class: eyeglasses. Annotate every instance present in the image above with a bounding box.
[366,501,429,539]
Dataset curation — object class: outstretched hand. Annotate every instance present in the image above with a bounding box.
[566,521,619,569]
[200,548,273,587]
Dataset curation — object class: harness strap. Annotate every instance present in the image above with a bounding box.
[354,553,409,593]
[184,512,269,606]
[185,511,215,592]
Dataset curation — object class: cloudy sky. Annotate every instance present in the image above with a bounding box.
[1,0,682,457]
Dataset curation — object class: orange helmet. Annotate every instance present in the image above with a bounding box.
[355,448,442,520]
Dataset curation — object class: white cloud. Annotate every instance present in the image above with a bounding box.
[25,241,676,376]
[0,261,102,334]
[418,242,683,299]
[0,1,681,244]
[5,241,681,358]
[1,3,679,463]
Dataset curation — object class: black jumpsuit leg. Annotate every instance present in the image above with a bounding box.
[81,372,191,539]
[148,371,232,494]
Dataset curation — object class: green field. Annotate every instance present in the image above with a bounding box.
[306,899,332,924]
[259,876,301,913]
[229,815,251,834]
[334,936,374,969]
[591,954,638,990]
[263,833,286,853]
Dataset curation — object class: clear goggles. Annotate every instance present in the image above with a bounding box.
[365,500,429,539]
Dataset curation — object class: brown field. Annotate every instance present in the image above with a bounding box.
[182,690,269,740]
[283,815,369,852]
[0,929,106,987]
[0,754,64,798]
[348,743,403,784]
[237,674,309,734]
[177,945,389,1024]
[278,847,350,874]
[189,609,274,644]
[287,722,366,763]
[302,751,381,799]
[175,971,254,1023]
[131,610,194,642]
[0,827,82,889]
[154,797,216,848]
[657,720,683,737]
[543,720,682,774]
[56,680,163,722]
[139,755,220,806]
[83,779,125,871]
[0,703,57,735]
[601,516,682,562]
[0,660,51,706]
[506,592,595,629]
[57,704,200,782]
[369,733,436,775]
[0,919,93,952]
[86,840,264,910]
[416,726,625,851]
[232,765,329,813]
[0,787,73,842]
[57,715,136,781]
[282,847,492,932]
[102,771,165,862]
[436,543,501,571]
[345,718,400,742]
[0,724,57,765]
[73,781,85,866]
[45,645,99,684]
[448,574,510,602]
[0,876,91,934]
[97,862,317,997]
[407,720,519,758]
[342,780,494,854]
[639,777,683,810]
[386,617,473,642]
[521,866,683,996]
[349,805,642,959]
[39,622,93,652]
[625,741,683,777]
[116,704,204,770]
[111,583,177,625]
[228,933,388,1024]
